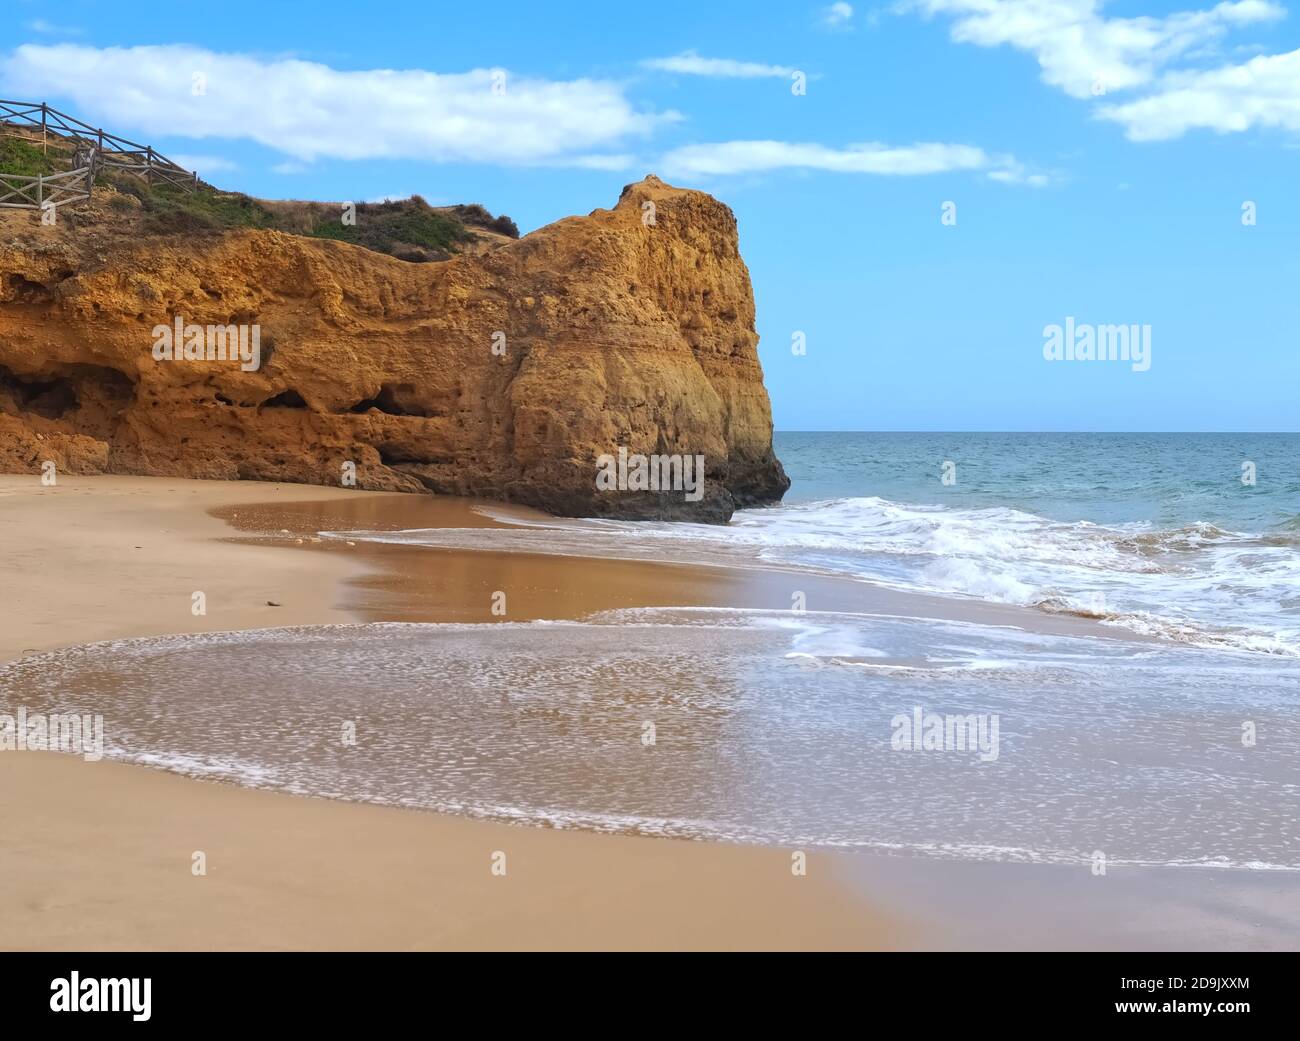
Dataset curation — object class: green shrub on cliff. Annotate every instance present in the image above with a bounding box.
[2,123,520,261]
[118,181,277,235]
[0,137,58,177]
[307,199,474,261]
[447,203,520,238]
[103,176,495,262]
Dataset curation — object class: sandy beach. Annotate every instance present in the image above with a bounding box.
[0,475,903,950]
[2,475,1297,951]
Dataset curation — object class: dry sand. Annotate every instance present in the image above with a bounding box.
[0,475,902,950]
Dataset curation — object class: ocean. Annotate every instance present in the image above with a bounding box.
[5,432,1297,869]
[764,431,1300,655]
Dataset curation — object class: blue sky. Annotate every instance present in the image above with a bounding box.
[3,0,1298,431]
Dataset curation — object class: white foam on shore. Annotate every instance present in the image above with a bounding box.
[325,495,1300,655]
[5,615,1298,871]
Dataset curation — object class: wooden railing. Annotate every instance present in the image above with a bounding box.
[0,99,198,211]
[0,166,92,210]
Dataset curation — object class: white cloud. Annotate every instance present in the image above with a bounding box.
[907,1,1300,144]
[1098,47,1300,139]
[905,0,1284,98]
[820,3,856,29]
[660,139,1047,183]
[642,51,798,78]
[0,44,672,167]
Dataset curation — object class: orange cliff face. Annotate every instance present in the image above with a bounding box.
[0,175,789,521]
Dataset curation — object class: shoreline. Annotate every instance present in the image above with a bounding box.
[2,475,1297,951]
[210,488,1162,642]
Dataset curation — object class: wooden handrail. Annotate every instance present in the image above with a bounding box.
[0,98,198,210]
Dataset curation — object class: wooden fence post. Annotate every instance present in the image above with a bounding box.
[1,101,201,208]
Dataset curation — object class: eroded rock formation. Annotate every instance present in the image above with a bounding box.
[0,175,788,521]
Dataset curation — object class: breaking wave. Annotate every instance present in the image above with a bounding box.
[326,495,1300,655]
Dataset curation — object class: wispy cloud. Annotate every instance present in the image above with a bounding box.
[170,154,238,174]
[1098,47,1300,140]
[819,3,856,30]
[642,51,798,78]
[902,0,1284,99]
[985,158,1052,187]
[904,0,1300,144]
[25,19,83,37]
[559,153,637,170]
[0,44,674,168]
[660,139,1049,183]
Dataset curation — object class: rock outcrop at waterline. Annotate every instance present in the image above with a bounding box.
[0,175,788,521]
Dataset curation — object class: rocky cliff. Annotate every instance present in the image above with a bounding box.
[0,174,788,521]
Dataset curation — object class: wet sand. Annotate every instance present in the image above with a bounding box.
[2,475,1296,950]
[213,492,1163,641]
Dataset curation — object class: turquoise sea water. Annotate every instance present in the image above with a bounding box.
[775,431,1300,530]
[741,431,1300,654]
